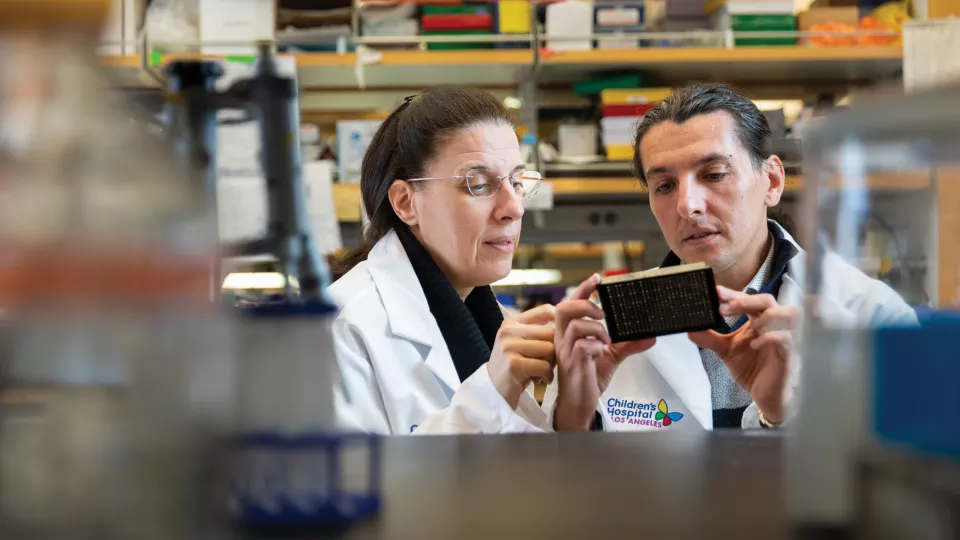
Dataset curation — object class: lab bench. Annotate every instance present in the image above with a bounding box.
[248,430,790,539]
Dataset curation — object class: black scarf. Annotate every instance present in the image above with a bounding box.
[395,226,505,383]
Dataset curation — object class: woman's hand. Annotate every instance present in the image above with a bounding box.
[554,274,656,431]
[487,304,557,409]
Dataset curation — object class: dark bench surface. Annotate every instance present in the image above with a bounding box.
[333,430,788,540]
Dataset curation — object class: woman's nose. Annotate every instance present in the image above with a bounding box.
[494,181,525,222]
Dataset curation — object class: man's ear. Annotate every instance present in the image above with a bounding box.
[763,155,786,208]
[388,180,419,227]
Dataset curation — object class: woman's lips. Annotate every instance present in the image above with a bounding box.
[483,238,515,253]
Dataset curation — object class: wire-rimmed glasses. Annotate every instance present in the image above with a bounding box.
[407,170,543,199]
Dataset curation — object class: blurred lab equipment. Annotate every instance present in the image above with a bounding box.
[164,43,331,302]
[790,82,960,539]
[0,2,231,538]
[162,46,381,530]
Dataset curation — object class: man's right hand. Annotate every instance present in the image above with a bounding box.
[553,274,656,431]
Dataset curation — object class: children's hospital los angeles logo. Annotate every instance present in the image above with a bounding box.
[606,398,684,428]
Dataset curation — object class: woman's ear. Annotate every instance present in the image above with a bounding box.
[388,180,419,227]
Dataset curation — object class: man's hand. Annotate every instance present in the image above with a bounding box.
[688,286,799,424]
[553,274,656,431]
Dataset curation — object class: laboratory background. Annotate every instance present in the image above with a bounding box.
[0,0,958,538]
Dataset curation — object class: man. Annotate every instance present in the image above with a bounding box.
[543,84,916,431]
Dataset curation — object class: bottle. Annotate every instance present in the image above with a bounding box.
[0,3,232,538]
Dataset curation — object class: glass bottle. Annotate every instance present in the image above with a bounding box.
[0,3,232,538]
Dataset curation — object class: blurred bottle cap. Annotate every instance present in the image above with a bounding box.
[0,0,110,29]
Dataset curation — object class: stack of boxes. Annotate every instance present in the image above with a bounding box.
[593,1,645,49]
[360,4,419,45]
[599,88,671,161]
[706,0,797,47]
[421,3,495,50]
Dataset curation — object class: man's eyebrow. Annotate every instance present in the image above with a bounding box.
[695,153,733,167]
[645,153,733,179]
[645,165,671,178]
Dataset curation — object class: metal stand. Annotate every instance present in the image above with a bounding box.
[163,43,332,303]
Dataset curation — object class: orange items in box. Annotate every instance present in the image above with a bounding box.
[805,22,858,46]
[857,15,898,45]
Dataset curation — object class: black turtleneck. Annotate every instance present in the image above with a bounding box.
[395,226,505,383]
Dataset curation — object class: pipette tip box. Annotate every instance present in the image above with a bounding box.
[597,262,723,342]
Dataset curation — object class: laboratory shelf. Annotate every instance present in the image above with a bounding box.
[101,46,903,91]
[331,172,932,222]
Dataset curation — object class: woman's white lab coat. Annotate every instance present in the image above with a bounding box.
[327,230,550,435]
[541,223,918,432]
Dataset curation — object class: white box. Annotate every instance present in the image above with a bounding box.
[546,1,595,51]
[336,120,383,184]
[199,0,275,55]
[99,0,143,56]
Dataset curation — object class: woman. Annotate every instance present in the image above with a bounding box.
[328,88,555,435]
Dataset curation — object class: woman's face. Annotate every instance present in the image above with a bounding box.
[401,122,524,294]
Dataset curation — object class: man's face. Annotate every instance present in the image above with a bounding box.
[639,111,783,272]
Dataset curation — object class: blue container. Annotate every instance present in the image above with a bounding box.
[873,317,960,459]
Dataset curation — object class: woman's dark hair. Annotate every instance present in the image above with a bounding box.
[632,83,771,185]
[329,87,512,280]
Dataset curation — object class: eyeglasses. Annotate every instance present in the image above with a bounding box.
[407,170,543,199]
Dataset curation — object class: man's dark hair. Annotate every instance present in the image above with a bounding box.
[632,84,771,185]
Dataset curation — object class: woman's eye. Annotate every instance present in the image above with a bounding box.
[705,172,728,181]
[655,182,673,193]
[467,174,493,193]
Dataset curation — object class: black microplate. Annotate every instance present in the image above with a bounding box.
[597,267,723,343]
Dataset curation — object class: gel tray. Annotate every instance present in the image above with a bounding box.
[596,262,723,343]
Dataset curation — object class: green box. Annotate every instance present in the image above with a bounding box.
[730,14,797,46]
[424,29,493,50]
[574,74,645,96]
[422,4,491,15]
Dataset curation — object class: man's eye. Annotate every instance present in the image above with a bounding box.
[655,182,673,193]
[705,172,728,181]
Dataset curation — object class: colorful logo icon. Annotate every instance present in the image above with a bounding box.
[655,399,683,426]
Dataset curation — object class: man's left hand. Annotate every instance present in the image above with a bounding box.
[687,286,800,424]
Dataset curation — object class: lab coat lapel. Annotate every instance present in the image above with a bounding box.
[646,334,714,430]
[367,232,461,392]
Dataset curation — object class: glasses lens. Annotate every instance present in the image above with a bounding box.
[465,172,498,198]
[516,171,542,198]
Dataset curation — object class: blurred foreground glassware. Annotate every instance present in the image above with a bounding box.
[791,83,960,539]
[0,3,232,538]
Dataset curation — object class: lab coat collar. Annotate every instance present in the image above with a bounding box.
[643,219,806,430]
[367,231,462,392]
[366,230,435,348]
[647,334,714,429]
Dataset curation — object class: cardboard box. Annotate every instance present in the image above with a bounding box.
[798,6,860,28]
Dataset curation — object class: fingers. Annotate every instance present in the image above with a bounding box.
[569,273,602,301]
[687,329,731,356]
[609,338,657,362]
[750,330,793,353]
[509,355,555,385]
[499,323,554,343]
[555,299,605,337]
[501,338,555,360]
[561,318,611,349]
[572,337,605,359]
[720,292,779,318]
[515,303,557,325]
[751,305,800,334]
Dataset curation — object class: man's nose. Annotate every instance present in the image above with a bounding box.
[676,177,706,218]
[494,182,524,222]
